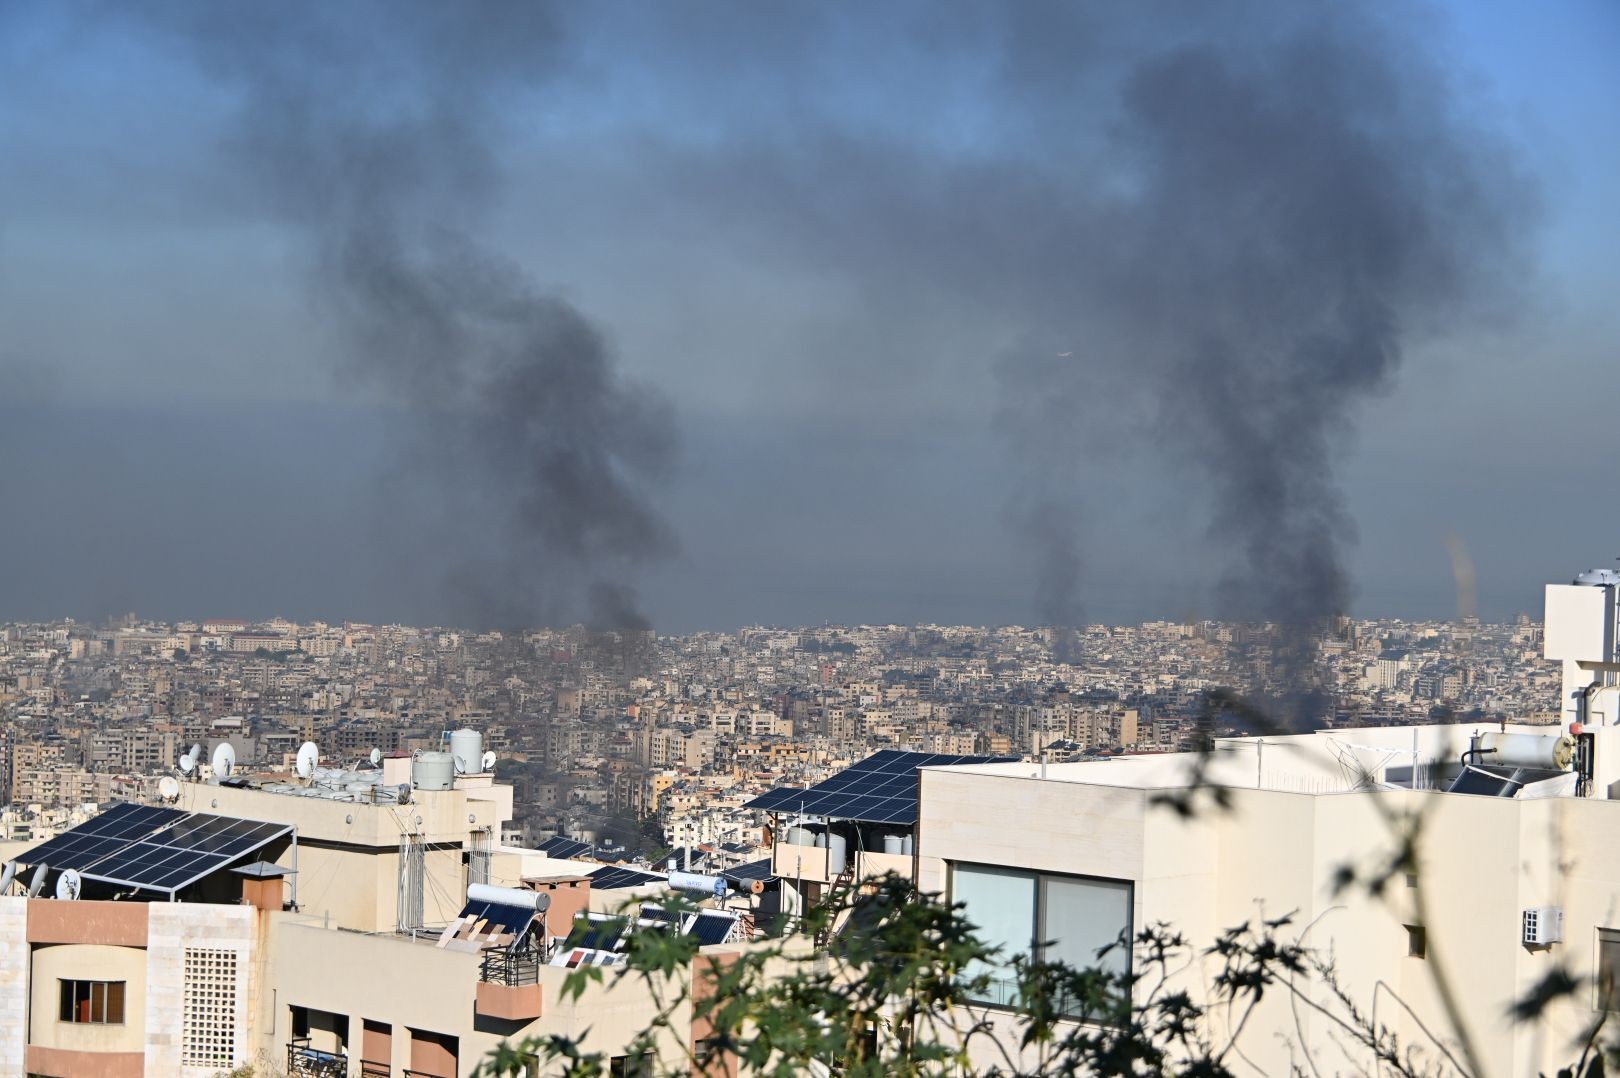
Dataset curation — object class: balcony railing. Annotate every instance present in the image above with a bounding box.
[480,948,541,986]
[287,1038,347,1078]
[360,1061,390,1078]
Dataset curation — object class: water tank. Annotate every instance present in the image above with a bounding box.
[826,832,847,876]
[901,834,914,856]
[814,832,827,849]
[784,827,815,847]
[412,751,455,791]
[450,729,484,775]
[882,834,904,856]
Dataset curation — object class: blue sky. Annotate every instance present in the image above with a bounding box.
[0,1,1615,631]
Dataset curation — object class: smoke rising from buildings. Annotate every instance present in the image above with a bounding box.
[985,4,1534,724]
[131,2,677,630]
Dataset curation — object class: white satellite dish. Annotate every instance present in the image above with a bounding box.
[211,743,236,780]
[56,869,81,901]
[190,743,204,763]
[481,750,496,772]
[295,742,319,781]
[369,748,382,767]
[178,752,196,776]
[27,864,48,898]
[158,776,181,803]
[0,862,15,894]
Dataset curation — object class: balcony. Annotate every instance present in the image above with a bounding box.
[475,949,543,1021]
[287,1038,346,1078]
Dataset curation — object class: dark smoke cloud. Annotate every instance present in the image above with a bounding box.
[979,3,1534,723]
[125,1,676,630]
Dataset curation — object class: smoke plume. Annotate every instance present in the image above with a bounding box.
[987,3,1532,725]
[132,1,676,630]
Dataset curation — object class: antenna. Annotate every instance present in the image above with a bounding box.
[158,776,181,803]
[189,743,204,765]
[211,743,236,780]
[55,869,82,901]
[27,864,48,898]
[369,747,382,767]
[178,752,196,776]
[295,741,319,782]
[481,749,496,772]
[0,862,15,894]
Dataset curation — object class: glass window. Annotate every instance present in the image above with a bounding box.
[1598,929,1620,1010]
[1041,874,1132,978]
[58,980,125,1024]
[953,863,1133,1017]
[954,864,1036,1007]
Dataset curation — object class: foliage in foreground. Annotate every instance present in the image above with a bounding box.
[474,870,1614,1078]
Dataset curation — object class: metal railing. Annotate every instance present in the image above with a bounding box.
[480,948,541,986]
[286,1038,347,1078]
[360,1061,391,1078]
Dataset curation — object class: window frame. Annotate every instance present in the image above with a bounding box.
[1596,927,1620,1011]
[950,861,1134,1019]
[57,979,126,1025]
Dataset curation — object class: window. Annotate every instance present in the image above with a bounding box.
[952,863,1132,1018]
[1598,929,1620,1010]
[58,980,125,1024]
[1405,924,1427,959]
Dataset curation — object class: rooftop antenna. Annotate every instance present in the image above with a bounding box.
[0,862,15,895]
[177,751,197,778]
[27,864,48,898]
[157,776,181,804]
[211,743,236,781]
[295,741,319,784]
[369,748,382,767]
[55,869,82,901]
[481,749,496,772]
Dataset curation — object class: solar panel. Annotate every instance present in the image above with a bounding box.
[744,751,1017,824]
[16,804,186,871]
[85,814,293,894]
[722,858,774,883]
[567,914,628,951]
[539,836,593,859]
[589,865,667,890]
[688,912,738,946]
[456,899,539,941]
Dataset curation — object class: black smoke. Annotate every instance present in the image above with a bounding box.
[986,3,1533,725]
[129,1,676,630]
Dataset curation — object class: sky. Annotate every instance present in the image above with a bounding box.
[0,1,1616,632]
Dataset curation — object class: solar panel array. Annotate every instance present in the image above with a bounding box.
[16,804,184,874]
[688,912,738,946]
[722,858,775,884]
[16,802,292,895]
[538,835,593,859]
[455,898,540,940]
[744,750,1018,824]
[588,865,667,890]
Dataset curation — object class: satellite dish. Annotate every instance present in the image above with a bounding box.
[453,754,468,775]
[158,776,181,802]
[0,862,15,894]
[56,869,81,901]
[27,864,48,898]
[295,742,319,781]
[190,743,204,763]
[369,748,382,767]
[481,750,497,772]
[178,753,196,776]
[396,784,411,805]
[211,743,235,780]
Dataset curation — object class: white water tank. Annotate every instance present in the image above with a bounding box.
[901,834,914,856]
[450,729,484,775]
[826,832,847,876]
[784,827,815,846]
[413,752,455,791]
[882,834,904,856]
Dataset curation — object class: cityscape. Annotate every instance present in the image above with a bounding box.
[0,613,1560,853]
[1,0,1616,1076]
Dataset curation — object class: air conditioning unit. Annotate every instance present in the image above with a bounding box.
[1523,906,1564,946]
